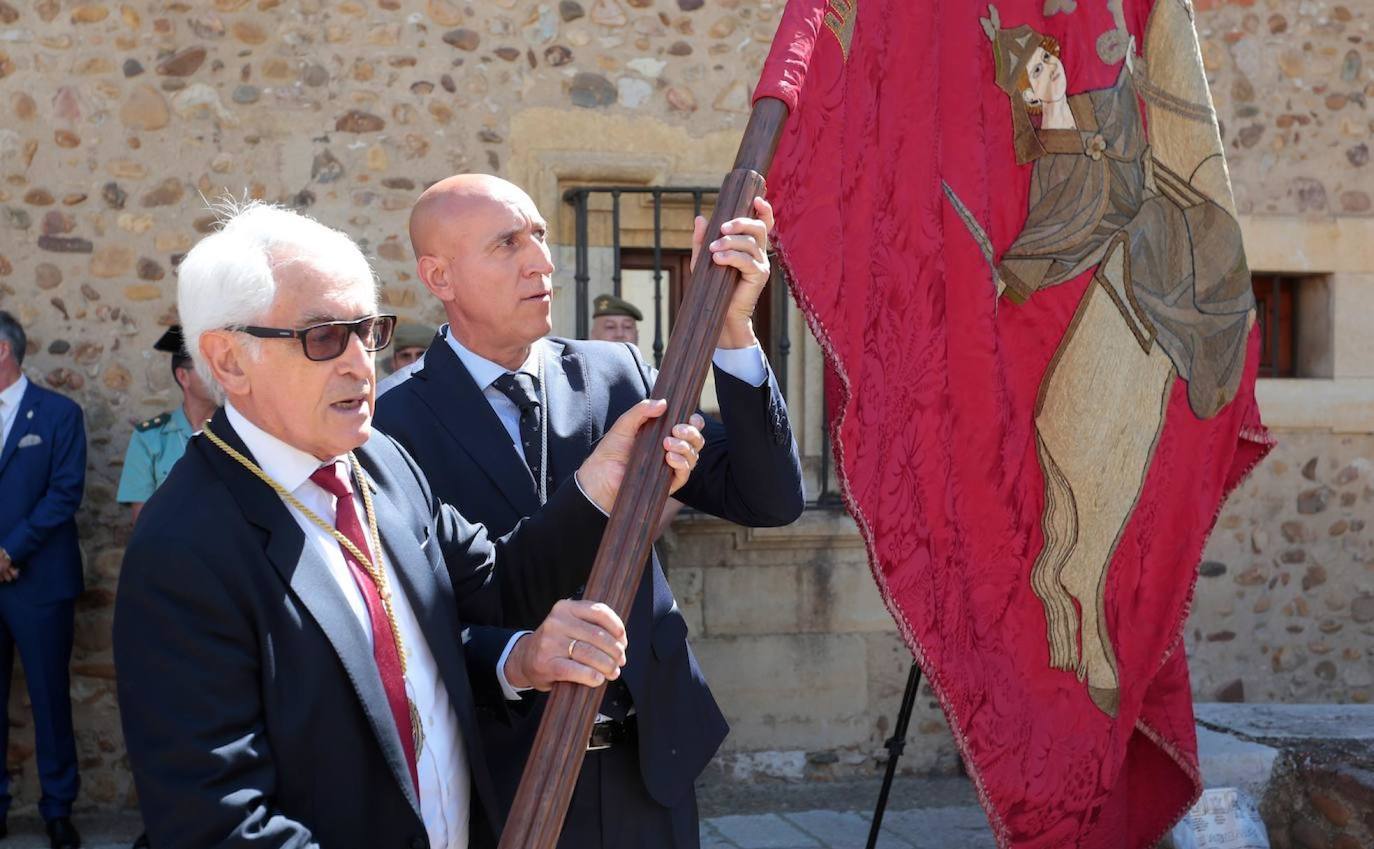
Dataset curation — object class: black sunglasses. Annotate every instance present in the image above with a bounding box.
[234,314,398,362]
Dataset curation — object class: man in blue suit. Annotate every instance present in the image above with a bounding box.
[0,311,85,849]
[375,175,804,849]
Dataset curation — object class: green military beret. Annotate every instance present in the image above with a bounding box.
[592,294,643,321]
[391,322,437,351]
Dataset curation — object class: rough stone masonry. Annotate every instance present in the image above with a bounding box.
[0,0,1369,815]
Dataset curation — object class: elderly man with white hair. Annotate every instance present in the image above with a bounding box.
[112,202,707,849]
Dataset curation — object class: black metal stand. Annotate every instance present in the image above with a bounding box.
[865,662,923,849]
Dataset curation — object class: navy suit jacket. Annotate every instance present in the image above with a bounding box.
[374,336,804,812]
[113,409,610,849]
[0,379,86,604]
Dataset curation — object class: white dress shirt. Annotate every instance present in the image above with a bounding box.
[226,404,471,849]
[442,329,769,460]
[0,373,29,451]
[442,330,769,716]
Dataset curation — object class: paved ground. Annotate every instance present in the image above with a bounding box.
[0,778,996,849]
[698,776,996,849]
[0,813,142,849]
[0,809,998,849]
[701,806,996,849]
[9,705,1368,848]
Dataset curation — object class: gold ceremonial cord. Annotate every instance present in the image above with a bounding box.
[201,425,409,677]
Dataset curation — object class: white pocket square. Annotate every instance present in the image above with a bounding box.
[17,434,42,448]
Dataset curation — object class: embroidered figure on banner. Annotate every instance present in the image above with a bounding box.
[824,0,858,59]
[966,2,1257,717]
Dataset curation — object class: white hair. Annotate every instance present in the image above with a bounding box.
[177,199,378,401]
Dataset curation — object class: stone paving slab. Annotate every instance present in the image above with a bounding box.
[874,807,997,849]
[1195,702,1374,741]
[708,813,823,848]
[1195,724,1280,801]
[785,807,890,846]
[697,775,981,818]
[702,806,996,849]
[782,810,903,849]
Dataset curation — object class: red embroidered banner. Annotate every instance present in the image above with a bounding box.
[757,1,1273,846]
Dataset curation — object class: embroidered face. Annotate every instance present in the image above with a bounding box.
[1018,38,1065,114]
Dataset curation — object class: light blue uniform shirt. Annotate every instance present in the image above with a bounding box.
[116,406,194,503]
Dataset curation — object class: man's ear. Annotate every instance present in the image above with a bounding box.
[200,330,249,397]
[416,255,456,302]
[1021,88,1040,106]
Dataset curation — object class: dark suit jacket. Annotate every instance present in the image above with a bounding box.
[0,379,86,604]
[113,409,609,849]
[374,336,804,812]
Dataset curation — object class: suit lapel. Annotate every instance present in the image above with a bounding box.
[367,478,482,743]
[413,339,540,515]
[364,477,503,817]
[542,340,595,487]
[201,411,422,818]
[540,342,662,699]
[0,382,37,478]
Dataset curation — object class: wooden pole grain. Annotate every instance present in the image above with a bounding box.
[496,97,790,849]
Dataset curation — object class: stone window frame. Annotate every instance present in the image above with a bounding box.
[1243,217,1374,434]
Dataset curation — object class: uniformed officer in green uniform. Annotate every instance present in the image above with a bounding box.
[587,294,684,533]
[385,320,436,375]
[589,293,643,343]
[116,326,217,525]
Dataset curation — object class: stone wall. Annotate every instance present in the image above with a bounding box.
[1190,433,1374,706]
[0,0,785,813]
[661,511,964,783]
[0,0,1368,813]
[1195,0,1372,218]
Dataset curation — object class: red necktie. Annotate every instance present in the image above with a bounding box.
[309,462,419,797]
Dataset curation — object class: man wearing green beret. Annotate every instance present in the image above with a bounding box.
[384,321,437,375]
[116,327,217,526]
[589,293,643,344]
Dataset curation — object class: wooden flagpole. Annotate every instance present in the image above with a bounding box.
[496,97,791,849]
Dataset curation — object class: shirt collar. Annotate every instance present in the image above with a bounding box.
[0,374,29,412]
[443,325,542,389]
[224,403,346,495]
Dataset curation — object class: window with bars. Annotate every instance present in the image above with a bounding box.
[563,184,838,503]
[563,186,717,350]
[562,185,783,384]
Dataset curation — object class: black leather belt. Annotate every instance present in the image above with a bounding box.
[587,715,637,752]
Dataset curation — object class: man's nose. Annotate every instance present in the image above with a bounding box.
[528,243,555,276]
[337,328,374,376]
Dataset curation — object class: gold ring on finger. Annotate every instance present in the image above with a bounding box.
[568,638,578,659]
